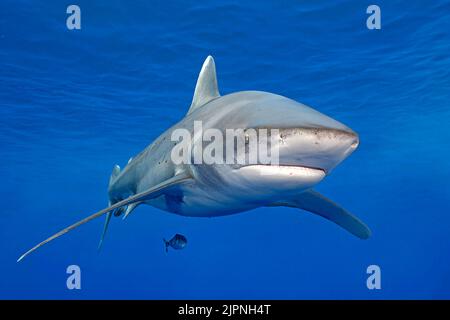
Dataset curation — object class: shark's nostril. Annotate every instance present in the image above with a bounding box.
[344,131,359,150]
[338,130,359,151]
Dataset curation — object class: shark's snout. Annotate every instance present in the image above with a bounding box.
[278,127,359,174]
[349,133,359,150]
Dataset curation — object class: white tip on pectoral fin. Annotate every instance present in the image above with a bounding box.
[187,55,220,115]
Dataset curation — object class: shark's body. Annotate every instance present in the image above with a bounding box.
[18,56,370,262]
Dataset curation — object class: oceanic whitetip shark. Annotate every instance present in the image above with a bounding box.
[18,56,370,262]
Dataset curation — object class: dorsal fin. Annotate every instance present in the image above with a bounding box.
[187,55,220,115]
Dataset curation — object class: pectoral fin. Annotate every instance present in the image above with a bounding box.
[269,190,371,239]
[17,172,193,262]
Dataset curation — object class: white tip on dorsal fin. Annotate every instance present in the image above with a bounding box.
[187,55,220,115]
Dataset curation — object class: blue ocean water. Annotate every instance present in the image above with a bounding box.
[1,0,449,299]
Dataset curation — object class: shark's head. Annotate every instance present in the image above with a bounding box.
[185,56,359,201]
[192,91,359,199]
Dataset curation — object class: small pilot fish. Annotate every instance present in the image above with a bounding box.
[163,234,187,252]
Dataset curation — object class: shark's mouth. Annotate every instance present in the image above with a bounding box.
[238,164,326,178]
